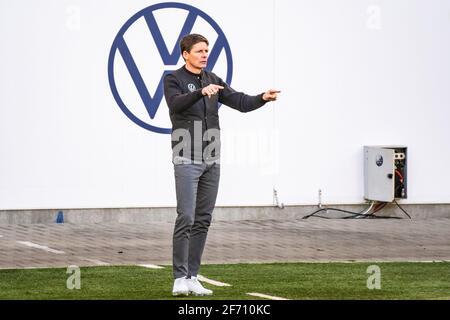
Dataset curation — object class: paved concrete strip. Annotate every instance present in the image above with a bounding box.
[16,241,65,254]
[138,264,165,269]
[246,292,289,300]
[1,217,449,269]
[198,275,232,287]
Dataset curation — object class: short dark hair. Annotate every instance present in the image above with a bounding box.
[180,34,209,59]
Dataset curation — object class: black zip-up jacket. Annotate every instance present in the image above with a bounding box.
[164,66,267,163]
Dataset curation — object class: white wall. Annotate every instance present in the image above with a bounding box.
[1,0,449,210]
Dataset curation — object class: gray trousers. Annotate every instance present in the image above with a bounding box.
[172,161,220,279]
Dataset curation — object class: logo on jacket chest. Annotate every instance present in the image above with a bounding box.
[187,83,197,92]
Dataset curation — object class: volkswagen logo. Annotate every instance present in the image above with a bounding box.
[108,2,233,134]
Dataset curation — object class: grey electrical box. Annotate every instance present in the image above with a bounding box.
[364,146,407,202]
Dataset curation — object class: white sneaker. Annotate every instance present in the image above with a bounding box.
[172,277,189,296]
[186,276,213,296]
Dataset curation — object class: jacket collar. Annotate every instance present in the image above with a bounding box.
[182,65,204,78]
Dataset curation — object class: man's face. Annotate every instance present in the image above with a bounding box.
[183,41,208,72]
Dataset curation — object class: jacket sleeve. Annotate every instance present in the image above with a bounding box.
[164,73,204,114]
[217,77,268,113]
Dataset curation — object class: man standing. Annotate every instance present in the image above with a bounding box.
[164,34,279,296]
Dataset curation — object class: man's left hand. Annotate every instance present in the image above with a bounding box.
[262,89,281,101]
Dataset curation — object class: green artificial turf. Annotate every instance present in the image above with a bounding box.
[0,262,449,300]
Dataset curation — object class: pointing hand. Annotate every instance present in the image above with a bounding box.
[262,89,281,102]
[202,84,225,98]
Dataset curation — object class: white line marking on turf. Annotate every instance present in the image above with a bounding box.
[16,241,65,254]
[246,292,289,300]
[138,264,165,269]
[295,260,450,263]
[1,266,65,270]
[198,275,232,287]
[80,257,110,266]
